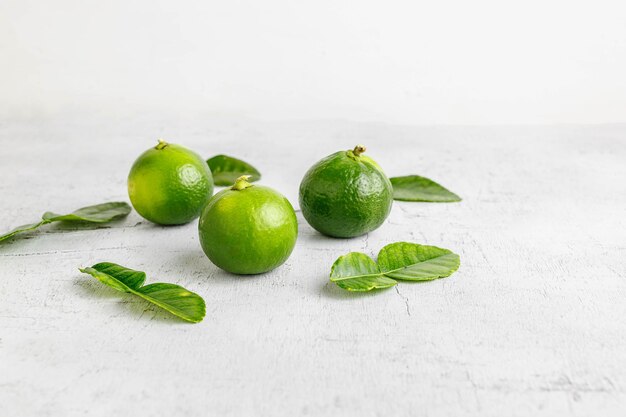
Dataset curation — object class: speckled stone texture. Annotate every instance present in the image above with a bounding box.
[1,118,625,416]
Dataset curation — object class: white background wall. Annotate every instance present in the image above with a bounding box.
[1,0,625,125]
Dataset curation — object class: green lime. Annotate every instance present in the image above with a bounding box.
[198,176,298,274]
[128,139,214,225]
[299,145,393,238]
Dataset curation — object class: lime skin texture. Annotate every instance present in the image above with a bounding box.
[128,140,214,225]
[299,146,393,238]
[198,178,298,275]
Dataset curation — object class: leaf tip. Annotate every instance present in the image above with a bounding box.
[188,315,205,324]
[193,298,207,323]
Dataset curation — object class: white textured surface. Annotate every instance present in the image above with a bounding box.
[0,119,625,416]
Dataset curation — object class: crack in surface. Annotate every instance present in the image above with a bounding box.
[395,286,411,316]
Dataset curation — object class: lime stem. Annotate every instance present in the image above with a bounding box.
[353,145,366,156]
[156,139,169,150]
[232,175,253,190]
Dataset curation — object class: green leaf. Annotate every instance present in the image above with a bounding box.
[43,202,131,222]
[79,266,135,293]
[207,154,261,186]
[79,262,206,323]
[390,175,461,202]
[0,220,50,242]
[135,283,207,323]
[81,262,146,291]
[330,252,397,292]
[377,242,460,281]
[0,202,131,244]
